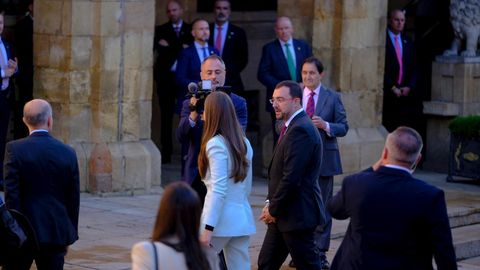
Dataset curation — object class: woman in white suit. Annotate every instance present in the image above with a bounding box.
[198,91,256,269]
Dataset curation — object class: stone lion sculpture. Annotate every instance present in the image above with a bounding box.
[443,0,480,57]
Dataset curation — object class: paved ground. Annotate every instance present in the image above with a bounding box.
[2,161,480,269]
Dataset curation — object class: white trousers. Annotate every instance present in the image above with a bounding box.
[211,235,251,270]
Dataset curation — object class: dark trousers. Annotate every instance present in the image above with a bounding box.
[157,73,177,163]
[3,244,67,270]
[258,224,322,270]
[0,90,11,186]
[315,175,334,253]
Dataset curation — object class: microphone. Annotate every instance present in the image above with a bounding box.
[188,82,198,93]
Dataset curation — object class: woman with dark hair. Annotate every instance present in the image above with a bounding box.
[198,91,255,269]
[131,181,219,270]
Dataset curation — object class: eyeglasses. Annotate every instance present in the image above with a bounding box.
[269,97,292,105]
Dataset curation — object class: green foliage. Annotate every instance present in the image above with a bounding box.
[449,115,480,138]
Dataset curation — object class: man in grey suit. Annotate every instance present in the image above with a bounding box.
[301,57,349,269]
[258,80,325,269]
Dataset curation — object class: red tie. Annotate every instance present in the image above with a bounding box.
[394,35,403,85]
[215,26,223,55]
[306,91,315,118]
[278,125,287,143]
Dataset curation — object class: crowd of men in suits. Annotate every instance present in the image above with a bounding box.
[0,1,456,269]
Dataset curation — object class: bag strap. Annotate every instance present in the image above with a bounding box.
[151,241,158,270]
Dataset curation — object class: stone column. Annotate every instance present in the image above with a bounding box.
[423,57,480,172]
[278,0,388,175]
[34,0,161,193]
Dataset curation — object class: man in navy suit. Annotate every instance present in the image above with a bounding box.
[382,9,422,133]
[208,0,248,95]
[175,18,218,110]
[176,55,247,199]
[301,57,349,269]
[258,16,312,144]
[258,80,325,270]
[153,0,193,164]
[328,127,457,270]
[0,11,18,191]
[3,99,80,270]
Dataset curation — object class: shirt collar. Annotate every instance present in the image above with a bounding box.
[284,108,304,128]
[30,129,49,135]
[388,29,401,40]
[215,21,228,31]
[194,41,208,49]
[279,38,293,47]
[384,164,412,174]
[304,83,321,97]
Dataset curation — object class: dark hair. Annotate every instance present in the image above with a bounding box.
[151,182,210,270]
[191,18,208,29]
[275,80,303,99]
[214,0,231,8]
[303,56,324,73]
[198,91,248,183]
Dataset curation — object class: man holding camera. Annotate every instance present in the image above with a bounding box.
[176,55,247,201]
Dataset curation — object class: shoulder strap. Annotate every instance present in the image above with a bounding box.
[151,241,158,270]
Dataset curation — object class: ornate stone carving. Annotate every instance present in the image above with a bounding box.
[443,0,480,57]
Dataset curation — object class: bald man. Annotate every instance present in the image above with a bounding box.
[3,99,80,270]
[328,127,456,270]
[258,16,312,144]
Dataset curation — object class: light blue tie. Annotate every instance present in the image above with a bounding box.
[202,47,208,60]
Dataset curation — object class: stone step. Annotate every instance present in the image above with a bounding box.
[449,206,480,228]
[453,223,480,260]
[458,256,480,269]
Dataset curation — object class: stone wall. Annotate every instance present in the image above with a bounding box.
[34,0,161,193]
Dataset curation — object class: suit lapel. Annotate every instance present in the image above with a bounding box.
[315,86,329,116]
[293,39,304,74]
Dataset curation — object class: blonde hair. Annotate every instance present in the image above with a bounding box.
[198,92,248,182]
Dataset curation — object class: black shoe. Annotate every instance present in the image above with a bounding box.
[288,259,296,268]
[320,255,330,269]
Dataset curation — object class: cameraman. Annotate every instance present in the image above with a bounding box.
[176,55,247,202]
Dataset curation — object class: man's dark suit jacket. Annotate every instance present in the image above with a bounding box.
[328,166,457,270]
[176,93,247,184]
[268,110,325,231]
[382,31,421,132]
[312,86,348,176]
[0,39,16,189]
[257,39,312,111]
[154,21,192,79]
[4,132,80,247]
[208,23,248,92]
[175,44,219,105]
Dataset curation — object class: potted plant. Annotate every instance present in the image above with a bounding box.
[447,115,480,182]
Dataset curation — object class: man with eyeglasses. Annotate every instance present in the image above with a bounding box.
[258,80,325,270]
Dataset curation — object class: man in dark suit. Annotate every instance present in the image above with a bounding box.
[258,16,312,144]
[175,18,218,109]
[3,99,80,270]
[382,9,422,133]
[0,11,18,191]
[176,55,247,197]
[258,80,325,270]
[328,127,457,270]
[153,0,193,164]
[208,0,248,95]
[301,57,348,269]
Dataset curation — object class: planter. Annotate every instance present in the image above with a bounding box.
[447,115,480,182]
[447,134,480,182]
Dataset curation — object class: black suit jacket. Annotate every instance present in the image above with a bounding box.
[258,39,312,111]
[153,21,193,80]
[209,23,248,91]
[328,166,457,270]
[4,132,80,247]
[267,110,325,232]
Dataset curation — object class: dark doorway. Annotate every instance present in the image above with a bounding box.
[197,0,277,12]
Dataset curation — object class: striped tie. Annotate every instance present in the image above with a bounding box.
[306,91,315,118]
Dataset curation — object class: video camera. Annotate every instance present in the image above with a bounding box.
[186,80,231,113]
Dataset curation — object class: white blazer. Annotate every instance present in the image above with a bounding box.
[201,135,256,237]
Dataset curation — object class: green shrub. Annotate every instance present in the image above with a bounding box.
[449,115,480,138]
